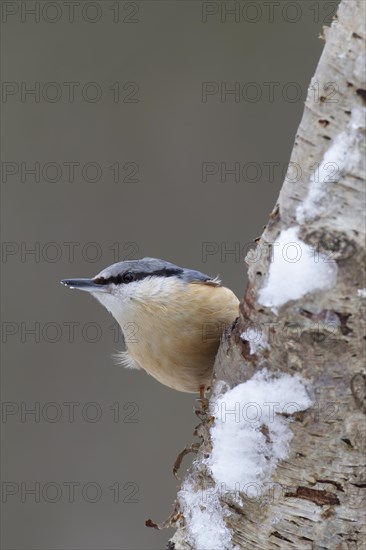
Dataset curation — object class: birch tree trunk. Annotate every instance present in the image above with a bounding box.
[169,0,366,547]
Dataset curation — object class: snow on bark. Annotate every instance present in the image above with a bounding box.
[258,227,337,311]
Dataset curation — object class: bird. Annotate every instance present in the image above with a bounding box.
[61,258,239,393]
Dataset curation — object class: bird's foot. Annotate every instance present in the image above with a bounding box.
[170,386,214,481]
[194,384,214,423]
[172,442,201,480]
[146,501,183,530]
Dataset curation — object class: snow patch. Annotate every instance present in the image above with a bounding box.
[179,370,311,550]
[296,107,364,224]
[240,326,269,355]
[358,288,366,298]
[258,226,337,311]
[208,369,311,493]
[179,478,235,550]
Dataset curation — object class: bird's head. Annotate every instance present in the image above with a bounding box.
[61,257,219,322]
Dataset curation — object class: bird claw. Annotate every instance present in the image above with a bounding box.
[146,503,183,530]
[194,397,209,419]
[194,383,211,419]
[173,443,200,479]
[172,386,214,479]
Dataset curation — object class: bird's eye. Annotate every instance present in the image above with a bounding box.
[122,272,134,283]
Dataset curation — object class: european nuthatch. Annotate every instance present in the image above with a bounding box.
[61,258,239,393]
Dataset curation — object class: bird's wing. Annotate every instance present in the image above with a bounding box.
[182,269,221,286]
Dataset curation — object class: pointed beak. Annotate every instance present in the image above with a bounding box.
[60,278,108,293]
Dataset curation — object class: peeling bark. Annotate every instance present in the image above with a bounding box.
[169,0,366,548]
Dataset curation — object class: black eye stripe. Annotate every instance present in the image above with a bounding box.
[94,268,183,286]
[94,277,107,285]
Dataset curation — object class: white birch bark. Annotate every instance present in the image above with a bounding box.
[169,0,366,547]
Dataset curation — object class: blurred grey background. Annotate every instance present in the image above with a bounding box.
[1,1,338,548]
